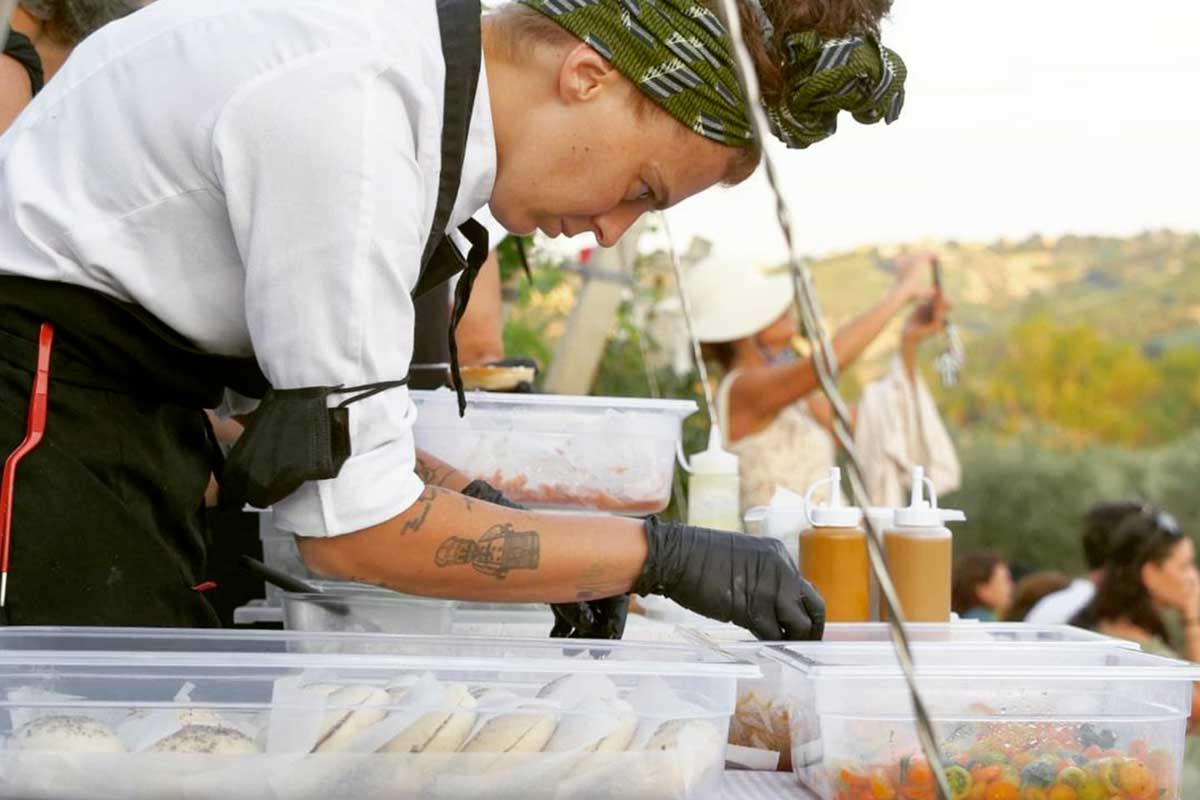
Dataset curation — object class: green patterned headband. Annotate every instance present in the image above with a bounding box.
[517,0,906,150]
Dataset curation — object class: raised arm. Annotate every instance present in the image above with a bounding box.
[726,254,935,442]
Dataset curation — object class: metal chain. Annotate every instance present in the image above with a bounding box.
[661,217,720,435]
[710,2,951,797]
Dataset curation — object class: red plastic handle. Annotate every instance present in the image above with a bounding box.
[0,323,55,605]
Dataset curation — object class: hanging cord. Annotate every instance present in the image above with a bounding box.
[660,216,719,436]
[711,2,951,797]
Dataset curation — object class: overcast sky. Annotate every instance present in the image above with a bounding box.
[648,0,1200,266]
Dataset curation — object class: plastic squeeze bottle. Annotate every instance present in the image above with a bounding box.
[686,427,742,532]
[880,466,964,622]
[801,467,870,623]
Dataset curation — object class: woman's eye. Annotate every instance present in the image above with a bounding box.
[631,183,652,202]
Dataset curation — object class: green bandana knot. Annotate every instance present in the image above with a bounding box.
[517,0,906,150]
[769,30,906,149]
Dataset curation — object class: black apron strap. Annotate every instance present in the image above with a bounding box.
[448,218,490,414]
[415,0,483,292]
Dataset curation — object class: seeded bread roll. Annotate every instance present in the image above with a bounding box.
[9,715,126,753]
[151,724,258,754]
[380,683,478,754]
[312,685,390,753]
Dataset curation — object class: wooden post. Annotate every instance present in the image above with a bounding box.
[544,222,645,395]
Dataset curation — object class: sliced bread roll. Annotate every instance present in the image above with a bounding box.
[312,685,390,753]
[380,683,478,754]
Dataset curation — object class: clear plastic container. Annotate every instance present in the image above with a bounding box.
[257,511,315,604]
[411,389,697,514]
[773,643,1200,799]
[677,624,1139,775]
[283,590,457,637]
[0,630,756,800]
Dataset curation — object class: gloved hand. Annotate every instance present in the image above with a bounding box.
[459,479,629,640]
[633,517,825,641]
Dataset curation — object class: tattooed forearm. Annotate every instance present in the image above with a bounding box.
[434,524,540,579]
[574,557,627,600]
[399,486,436,535]
[414,450,470,490]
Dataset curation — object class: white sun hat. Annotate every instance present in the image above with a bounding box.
[684,257,795,343]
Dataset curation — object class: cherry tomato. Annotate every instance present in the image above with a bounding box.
[1117,759,1156,799]
[984,781,1019,800]
[1045,786,1077,800]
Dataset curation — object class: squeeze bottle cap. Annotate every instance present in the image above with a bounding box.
[688,426,739,475]
[893,466,944,527]
[804,467,863,528]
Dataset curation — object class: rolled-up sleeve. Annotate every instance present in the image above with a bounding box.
[212,49,434,536]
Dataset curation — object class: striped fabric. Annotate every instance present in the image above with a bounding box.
[518,0,906,149]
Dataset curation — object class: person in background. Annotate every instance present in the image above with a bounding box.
[1002,569,1070,622]
[951,551,1012,621]
[1070,507,1200,794]
[687,252,958,512]
[1026,501,1144,625]
[1,0,139,131]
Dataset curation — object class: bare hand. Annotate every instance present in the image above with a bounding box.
[1180,568,1200,621]
[889,251,938,304]
[902,291,951,344]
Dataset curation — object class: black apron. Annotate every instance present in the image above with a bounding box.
[0,0,487,627]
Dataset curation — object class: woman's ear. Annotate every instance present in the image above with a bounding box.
[556,42,620,104]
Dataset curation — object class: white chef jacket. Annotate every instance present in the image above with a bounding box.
[0,0,497,537]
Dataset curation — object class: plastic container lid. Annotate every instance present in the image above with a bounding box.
[686,427,739,475]
[892,465,964,528]
[413,387,698,415]
[804,467,863,528]
[0,627,760,678]
[681,621,1140,649]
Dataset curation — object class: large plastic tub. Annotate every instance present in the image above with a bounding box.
[280,580,546,637]
[411,389,697,514]
[679,623,1139,775]
[774,643,1200,799]
[279,581,687,642]
[0,629,755,800]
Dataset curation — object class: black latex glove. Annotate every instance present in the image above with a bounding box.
[459,479,628,640]
[633,517,825,641]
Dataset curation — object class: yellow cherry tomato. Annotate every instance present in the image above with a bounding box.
[1117,759,1156,799]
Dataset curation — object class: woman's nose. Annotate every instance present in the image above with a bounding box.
[592,204,647,247]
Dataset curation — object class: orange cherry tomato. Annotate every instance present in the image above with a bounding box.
[984,781,1019,800]
[1045,786,1077,800]
[869,769,896,800]
[1129,739,1149,762]
[905,758,934,786]
[973,766,1002,784]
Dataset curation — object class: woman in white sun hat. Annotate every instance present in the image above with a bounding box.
[688,252,958,513]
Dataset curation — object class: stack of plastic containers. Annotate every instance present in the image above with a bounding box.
[677,623,1172,786]
[0,627,755,800]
